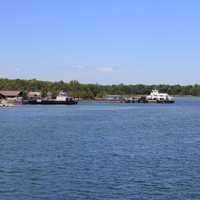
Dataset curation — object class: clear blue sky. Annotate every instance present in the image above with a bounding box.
[0,0,200,84]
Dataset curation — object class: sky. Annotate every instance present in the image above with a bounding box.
[0,0,200,85]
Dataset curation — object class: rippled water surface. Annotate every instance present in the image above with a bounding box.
[1,97,200,200]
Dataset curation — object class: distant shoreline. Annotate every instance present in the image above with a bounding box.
[0,78,200,98]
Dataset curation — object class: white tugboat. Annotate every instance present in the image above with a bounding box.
[146,90,175,103]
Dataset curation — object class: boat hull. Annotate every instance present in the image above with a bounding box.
[24,100,78,105]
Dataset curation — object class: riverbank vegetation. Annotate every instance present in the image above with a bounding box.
[0,78,200,99]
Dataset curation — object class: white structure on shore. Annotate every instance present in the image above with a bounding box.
[146,90,174,101]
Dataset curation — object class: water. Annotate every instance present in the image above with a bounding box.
[1,97,200,200]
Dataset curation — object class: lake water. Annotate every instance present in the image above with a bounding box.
[1,97,200,200]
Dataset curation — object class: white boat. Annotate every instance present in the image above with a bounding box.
[56,91,70,101]
[146,90,175,102]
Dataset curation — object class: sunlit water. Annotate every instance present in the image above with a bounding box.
[1,97,200,200]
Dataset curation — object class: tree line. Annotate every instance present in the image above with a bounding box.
[0,78,200,99]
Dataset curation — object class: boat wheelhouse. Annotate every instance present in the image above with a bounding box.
[56,91,71,101]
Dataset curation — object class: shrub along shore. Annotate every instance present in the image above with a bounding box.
[0,78,200,99]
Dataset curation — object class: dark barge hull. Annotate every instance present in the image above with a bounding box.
[24,100,78,105]
[138,99,175,104]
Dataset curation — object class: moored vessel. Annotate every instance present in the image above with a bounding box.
[145,90,175,103]
[24,91,78,105]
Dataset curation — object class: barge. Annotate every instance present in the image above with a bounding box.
[24,91,78,105]
[95,90,175,104]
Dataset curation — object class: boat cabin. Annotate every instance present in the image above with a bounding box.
[56,91,72,101]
